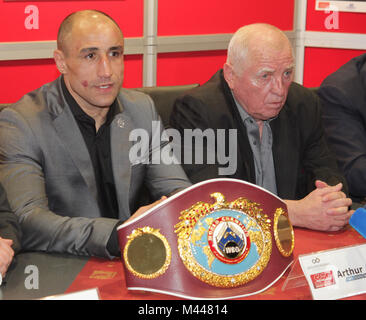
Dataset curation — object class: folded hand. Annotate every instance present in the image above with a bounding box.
[286,180,353,231]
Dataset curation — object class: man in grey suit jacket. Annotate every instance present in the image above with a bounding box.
[0,10,190,259]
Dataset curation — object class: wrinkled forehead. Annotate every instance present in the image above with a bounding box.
[244,39,294,72]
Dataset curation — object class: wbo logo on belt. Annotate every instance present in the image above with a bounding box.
[118,178,295,299]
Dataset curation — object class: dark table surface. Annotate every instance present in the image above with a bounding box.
[0,251,88,300]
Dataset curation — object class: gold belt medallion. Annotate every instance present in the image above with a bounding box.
[174,192,272,288]
[123,227,171,279]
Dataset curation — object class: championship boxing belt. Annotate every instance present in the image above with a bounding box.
[117,178,294,299]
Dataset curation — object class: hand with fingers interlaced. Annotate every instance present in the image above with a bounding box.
[285,180,354,231]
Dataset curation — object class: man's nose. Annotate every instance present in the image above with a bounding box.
[98,55,112,78]
[271,77,286,96]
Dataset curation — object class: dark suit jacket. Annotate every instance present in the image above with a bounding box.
[318,53,366,201]
[170,69,347,201]
[0,77,191,258]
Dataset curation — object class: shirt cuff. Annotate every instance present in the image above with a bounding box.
[106,220,124,257]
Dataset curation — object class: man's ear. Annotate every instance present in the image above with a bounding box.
[223,62,235,89]
[54,49,67,74]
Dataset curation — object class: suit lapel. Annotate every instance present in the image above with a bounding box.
[220,72,255,183]
[271,106,299,199]
[230,111,255,183]
[110,101,133,221]
[52,105,98,200]
[52,94,133,220]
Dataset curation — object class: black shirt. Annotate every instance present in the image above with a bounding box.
[61,78,119,220]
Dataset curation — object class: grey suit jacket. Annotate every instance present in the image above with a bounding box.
[0,183,22,254]
[0,77,191,258]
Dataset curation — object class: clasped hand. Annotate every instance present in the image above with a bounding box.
[287,180,353,231]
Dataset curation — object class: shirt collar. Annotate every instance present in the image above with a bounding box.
[231,90,277,125]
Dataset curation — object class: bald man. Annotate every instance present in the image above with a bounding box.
[0,10,190,259]
[170,24,353,232]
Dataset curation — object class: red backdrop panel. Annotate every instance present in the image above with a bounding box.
[0,55,143,104]
[123,54,143,88]
[157,51,227,86]
[306,0,366,33]
[303,47,366,88]
[0,0,143,42]
[0,59,58,104]
[157,0,294,35]
[0,0,143,103]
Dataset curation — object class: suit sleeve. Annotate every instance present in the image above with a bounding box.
[0,109,118,259]
[142,94,192,199]
[300,91,348,195]
[0,184,22,254]
[319,86,366,198]
[169,95,222,183]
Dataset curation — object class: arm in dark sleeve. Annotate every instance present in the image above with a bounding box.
[287,84,348,198]
[106,220,123,257]
[169,95,221,183]
[301,91,349,194]
[319,86,366,198]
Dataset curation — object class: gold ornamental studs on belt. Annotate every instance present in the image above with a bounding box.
[174,192,273,288]
[273,208,295,257]
[123,227,171,279]
[123,192,295,286]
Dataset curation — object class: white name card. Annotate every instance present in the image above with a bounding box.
[41,287,100,300]
[299,243,366,300]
